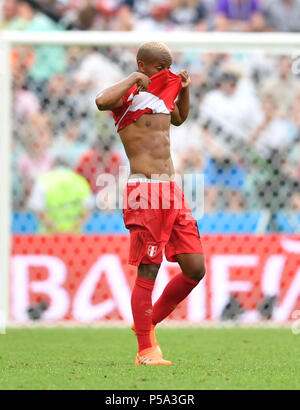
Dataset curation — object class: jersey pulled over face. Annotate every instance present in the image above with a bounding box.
[112,69,182,132]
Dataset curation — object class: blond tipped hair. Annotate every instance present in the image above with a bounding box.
[137,42,172,66]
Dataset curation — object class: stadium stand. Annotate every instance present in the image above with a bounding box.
[2,0,300,234]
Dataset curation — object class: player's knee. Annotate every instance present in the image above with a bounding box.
[138,263,160,281]
[184,258,206,282]
[192,264,206,282]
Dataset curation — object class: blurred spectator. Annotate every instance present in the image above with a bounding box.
[199,67,262,211]
[264,0,300,32]
[75,136,123,195]
[5,0,33,30]
[244,94,299,229]
[292,193,300,212]
[77,4,98,29]
[96,0,132,30]
[287,91,300,211]
[0,0,17,29]
[215,0,265,31]
[50,120,90,168]
[11,46,35,89]
[175,143,205,215]
[261,56,300,116]
[171,118,204,163]
[169,0,208,31]
[251,96,298,162]
[291,91,300,129]
[41,73,77,134]
[130,0,174,32]
[17,113,54,204]
[6,31,300,231]
[27,12,67,85]
[28,160,93,233]
[3,0,300,32]
[74,48,123,114]
[14,85,40,118]
[12,139,26,210]
[5,0,300,33]
[4,2,67,86]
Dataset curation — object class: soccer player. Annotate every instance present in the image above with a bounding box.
[96,42,205,366]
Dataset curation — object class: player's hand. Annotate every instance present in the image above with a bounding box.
[177,70,191,88]
[135,72,151,91]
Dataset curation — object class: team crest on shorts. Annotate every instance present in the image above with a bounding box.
[147,245,158,258]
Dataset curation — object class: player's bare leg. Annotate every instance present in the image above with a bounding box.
[132,263,172,366]
[175,253,206,282]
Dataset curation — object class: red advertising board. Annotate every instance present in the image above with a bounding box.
[11,234,300,323]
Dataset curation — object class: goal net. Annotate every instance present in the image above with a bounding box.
[1,31,300,329]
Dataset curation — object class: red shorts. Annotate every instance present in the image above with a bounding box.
[123,179,203,266]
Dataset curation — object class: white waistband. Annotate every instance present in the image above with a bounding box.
[128,178,173,183]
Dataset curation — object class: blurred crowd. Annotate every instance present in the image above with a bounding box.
[2,0,300,233]
[10,45,300,226]
[2,0,300,32]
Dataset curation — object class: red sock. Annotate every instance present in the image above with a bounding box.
[152,273,199,325]
[131,277,155,352]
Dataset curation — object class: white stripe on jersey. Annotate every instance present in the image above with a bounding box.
[127,91,169,115]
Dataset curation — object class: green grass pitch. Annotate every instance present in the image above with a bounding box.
[0,327,300,390]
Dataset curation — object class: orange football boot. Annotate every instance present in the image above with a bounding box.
[135,347,172,366]
[131,324,163,358]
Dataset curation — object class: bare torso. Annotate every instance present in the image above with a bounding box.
[119,113,174,179]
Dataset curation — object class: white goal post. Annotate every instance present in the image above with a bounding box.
[0,39,11,333]
[0,30,300,330]
[2,30,300,51]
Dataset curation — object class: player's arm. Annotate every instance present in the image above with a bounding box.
[171,70,191,126]
[95,72,151,111]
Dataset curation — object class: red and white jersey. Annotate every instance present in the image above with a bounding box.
[112,69,182,132]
